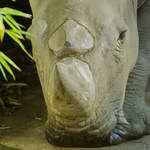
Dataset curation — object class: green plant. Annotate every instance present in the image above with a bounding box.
[0,7,32,80]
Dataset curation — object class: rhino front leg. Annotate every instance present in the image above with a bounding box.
[123,0,150,139]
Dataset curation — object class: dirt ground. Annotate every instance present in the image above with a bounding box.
[0,74,150,150]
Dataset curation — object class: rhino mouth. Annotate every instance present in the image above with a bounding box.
[45,108,116,147]
[45,122,110,147]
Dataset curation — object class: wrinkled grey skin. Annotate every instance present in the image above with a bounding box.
[29,0,150,147]
[124,0,150,140]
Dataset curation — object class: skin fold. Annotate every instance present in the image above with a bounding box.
[28,0,150,147]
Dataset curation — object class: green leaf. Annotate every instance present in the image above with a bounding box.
[0,15,5,41]
[2,15,24,39]
[6,14,22,30]
[0,55,16,80]
[0,64,7,81]
[5,30,33,59]
[18,24,26,29]
[15,29,30,36]
[0,7,32,18]
[3,82,28,88]
[0,8,33,80]
[5,15,26,29]
[0,52,21,71]
[9,29,30,39]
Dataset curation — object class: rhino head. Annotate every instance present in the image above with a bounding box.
[29,0,141,147]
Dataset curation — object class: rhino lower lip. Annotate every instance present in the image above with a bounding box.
[56,57,96,102]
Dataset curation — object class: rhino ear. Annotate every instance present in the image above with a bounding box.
[138,0,146,8]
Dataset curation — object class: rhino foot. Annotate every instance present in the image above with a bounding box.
[110,103,150,145]
[124,103,150,137]
[109,122,144,145]
[110,124,129,145]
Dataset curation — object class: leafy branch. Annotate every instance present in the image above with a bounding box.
[0,7,32,80]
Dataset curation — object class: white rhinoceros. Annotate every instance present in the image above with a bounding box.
[29,0,150,147]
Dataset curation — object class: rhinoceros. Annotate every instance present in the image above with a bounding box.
[28,0,150,147]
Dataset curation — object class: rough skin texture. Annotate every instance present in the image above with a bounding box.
[29,0,150,147]
[110,0,150,144]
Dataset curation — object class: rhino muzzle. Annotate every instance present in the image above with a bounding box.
[45,59,106,148]
[51,57,95,119]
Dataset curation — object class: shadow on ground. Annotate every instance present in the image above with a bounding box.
[0,144,21,150]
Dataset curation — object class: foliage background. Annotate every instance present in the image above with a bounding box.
[0,7,32,80]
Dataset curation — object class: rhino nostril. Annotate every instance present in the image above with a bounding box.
[49,19,94,57]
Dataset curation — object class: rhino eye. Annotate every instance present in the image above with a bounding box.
[118,30,127,44]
